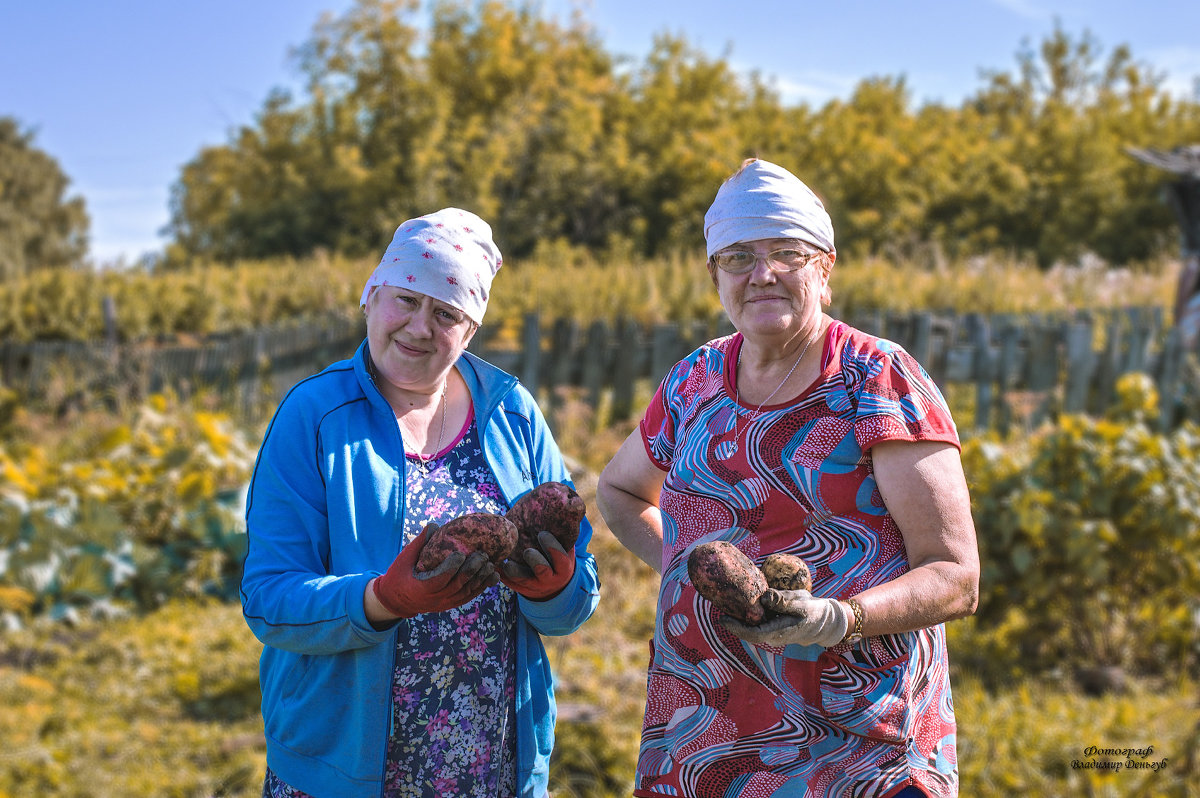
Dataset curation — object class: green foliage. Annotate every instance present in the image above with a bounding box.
[162,3,1200,268]
[0,396,255,625]
[1,387,1199,793]
[962,373,1200,681]
[953,672,1199,795]
[0,254,363,342]
[0,117,89,280]
[0,601,265,796]
[0,245,1177,343]
[1,548,1197,796]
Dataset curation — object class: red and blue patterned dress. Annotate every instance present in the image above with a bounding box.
[634,320,961,798]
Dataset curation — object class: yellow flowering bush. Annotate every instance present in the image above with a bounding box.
[960,373,1200,682]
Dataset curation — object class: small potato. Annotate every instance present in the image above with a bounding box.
[415,513,518,573]
[687,541,767,625]
[761,553,812,592]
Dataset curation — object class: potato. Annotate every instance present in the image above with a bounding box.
[760,553,812,592]
[506,481,586,553]
[414,513,518,573]
[687,541,767,625]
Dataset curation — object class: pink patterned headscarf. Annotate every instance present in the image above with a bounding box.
[359,208,503,324]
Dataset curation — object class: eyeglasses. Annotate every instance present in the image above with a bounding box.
[711,248,824,274]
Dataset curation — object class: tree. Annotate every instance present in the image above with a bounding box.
[163,3,1200,268]
[166,0,630,262]
[0,117,89,280]
[965,26,1197,267]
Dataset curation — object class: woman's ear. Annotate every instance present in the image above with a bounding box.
[706,258,719,287]
[819,253,835,305]
[362,285,379,318]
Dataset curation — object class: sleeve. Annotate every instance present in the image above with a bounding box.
[846,336,961,453]
[239,395,392,655]
[638,356,694,471]
[509,388,602,637]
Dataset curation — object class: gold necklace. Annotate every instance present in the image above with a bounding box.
[731,332,816,455]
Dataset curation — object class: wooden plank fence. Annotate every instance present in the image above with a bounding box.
[1,307,1195,434]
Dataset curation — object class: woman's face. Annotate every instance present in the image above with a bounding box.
[365,285,477,394]
[709,237,833,341]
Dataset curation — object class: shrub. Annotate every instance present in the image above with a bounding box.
[0,395,254,626]
[962,373,1200,683]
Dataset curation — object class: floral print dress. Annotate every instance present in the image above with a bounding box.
[265,408,518,798]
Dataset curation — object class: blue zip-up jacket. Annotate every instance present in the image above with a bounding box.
[241,340,601,798]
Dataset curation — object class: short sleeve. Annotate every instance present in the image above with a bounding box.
[638,375,677,472]
[638,340,727,472]
[841,333,960,452]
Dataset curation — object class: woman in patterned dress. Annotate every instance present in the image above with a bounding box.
[241,208,600,798]
[597,160,979,797]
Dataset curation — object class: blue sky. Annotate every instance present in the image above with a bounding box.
[4,0,1199,265]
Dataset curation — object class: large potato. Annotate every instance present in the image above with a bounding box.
[506,481,586,553]
[687,541,767,625]
[414,513,518,573]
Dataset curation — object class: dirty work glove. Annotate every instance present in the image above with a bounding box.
[499,531,576,601]
[719,589,851,648]
[372,525,499,618]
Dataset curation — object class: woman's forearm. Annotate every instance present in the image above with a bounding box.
[850,558,979,637]
[596,483,665,574]
[597,431,669,574]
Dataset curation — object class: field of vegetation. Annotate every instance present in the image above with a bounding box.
[0,247,1178,343]
[1,250,1198,794]
[0,405,1195,796]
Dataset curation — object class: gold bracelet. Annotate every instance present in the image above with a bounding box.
[842,598,865,644]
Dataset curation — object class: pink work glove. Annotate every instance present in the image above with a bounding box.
[499,531,576,601]
[372,525,499,618]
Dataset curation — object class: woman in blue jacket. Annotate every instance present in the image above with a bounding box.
[241,208,600,798]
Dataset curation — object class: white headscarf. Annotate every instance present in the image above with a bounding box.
[703,159,835,256]
[360,208,502,324]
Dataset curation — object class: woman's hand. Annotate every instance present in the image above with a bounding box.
[368,526,499,622]
[719,589,851,648]
[499,531,575,600]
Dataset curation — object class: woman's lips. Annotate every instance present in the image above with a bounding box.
[394,339,429,356]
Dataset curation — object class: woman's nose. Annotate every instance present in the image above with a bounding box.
[747,255,778,284]
[404,305,435,336]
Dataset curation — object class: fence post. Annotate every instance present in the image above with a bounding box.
[994,320,1021,437]
[547,318,579,389]
[1122,309,1152,375]
[964,314,994,431]
[581,320,610,418]
[650,323,681,383]
[1063,316,1095,414]
[1026,322,1062,428]
[542,317,579,432]
[1091,319,1122,415]
[911,312,933,370]
[521,312,541,396]
[1156,326,1184,430]
[611,318,640,421]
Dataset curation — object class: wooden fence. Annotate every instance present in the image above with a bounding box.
[1,306,1195,434]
